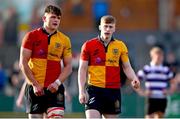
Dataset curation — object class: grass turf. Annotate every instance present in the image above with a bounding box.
[0,112,85,118]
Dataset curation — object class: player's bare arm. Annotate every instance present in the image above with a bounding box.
[47,56,72,93]
[163,78,177,95]
[122,61,140,90]
[19,47,44,96]
[78,60,89,104]
[169,75,178,94]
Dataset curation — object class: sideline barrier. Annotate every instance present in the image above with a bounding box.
[0,93,14,111]
[166,92,180,118]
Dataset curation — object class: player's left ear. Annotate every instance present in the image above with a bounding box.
[42,15,46,22]
[99,25,101,31]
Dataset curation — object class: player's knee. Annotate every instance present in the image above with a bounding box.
[47,107,64,118]
[154,111,164,118]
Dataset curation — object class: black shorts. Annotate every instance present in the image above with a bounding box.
[85,85,121,114]
[147,98,167,114]
[25,84,65,114]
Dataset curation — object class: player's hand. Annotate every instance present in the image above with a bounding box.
[79,91,89,104]
[131,79,140,90]
[138,89,151,97]
[144,90,151,96]
[32,83,44,96]
[47,81,59,93]
[163,89,171,96]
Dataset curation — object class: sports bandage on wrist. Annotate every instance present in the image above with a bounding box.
[55,79,62,86]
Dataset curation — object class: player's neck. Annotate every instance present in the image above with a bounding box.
[43,26,56,35]
[100,36,111,44]
[151,61,162,66]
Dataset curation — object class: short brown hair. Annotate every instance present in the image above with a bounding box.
[100,15,116,24]
[45,5,62,16]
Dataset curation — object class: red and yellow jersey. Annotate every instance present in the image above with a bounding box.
[80,37,129,89]
[22,28,72,88]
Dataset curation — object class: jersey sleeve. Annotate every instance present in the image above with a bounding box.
[137,69,145,80]
[21,32,33,50]
[80,41,89,61]
[167,68,174,81]
[120,41,129,63]
[63,37,72,58]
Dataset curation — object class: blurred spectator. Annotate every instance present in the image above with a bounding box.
[0,61,7,92]
[4,60,25,111]
[29,5,43,30]
[71,0,84,16]
[137,46,176,118]
[145,34,157,46]
[0,11,4,47]
[4,6,19,45]
[164,51,179,77]
[64,52,79,112]
[16,81,26,112]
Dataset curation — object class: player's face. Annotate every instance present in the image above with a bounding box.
[43,13,61,31]
[152,52,164,65]
[99,22,115,40]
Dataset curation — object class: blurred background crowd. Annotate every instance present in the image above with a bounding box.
[0,0,180,118]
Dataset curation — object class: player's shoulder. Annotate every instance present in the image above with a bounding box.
[113,38,127,48]
[84,37,99,44]
[89,37,99,42]
[27,27,42,36]
[141,64,151,73]
[162,64,171,72]
[144,64,151,70]
[114,38,125,43]
[23,28,41,37]
[57,31,70,40]
[80,37,99,49]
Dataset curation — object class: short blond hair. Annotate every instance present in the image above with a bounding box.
[100,15,116,24]
[150,46,164,56]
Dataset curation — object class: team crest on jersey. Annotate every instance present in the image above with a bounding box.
[113,49,119,55]
[55,42,61,48]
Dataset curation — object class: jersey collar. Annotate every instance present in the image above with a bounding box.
[98,35,114,43]
[42,27,57,36]
[150,62,163,67]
